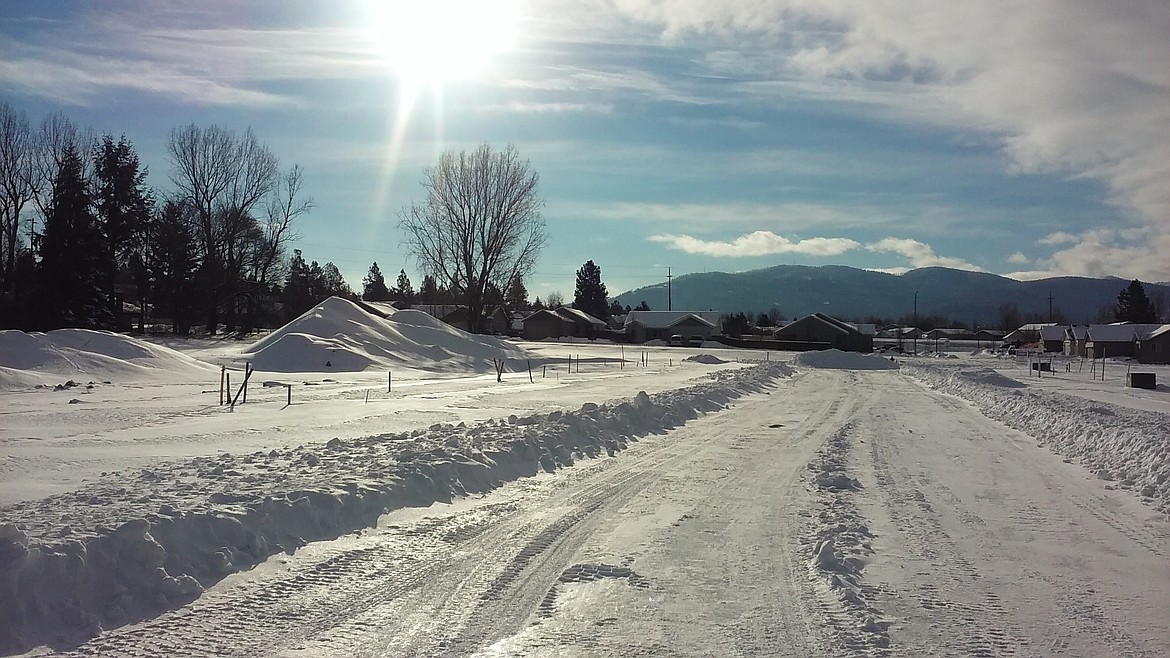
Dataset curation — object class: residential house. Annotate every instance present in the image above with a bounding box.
[1136,325,1170,364]
[772,313,874,353]
[1085,323,1166,359]
[1003,322,1057,346]
[623,311,722,344]
[521,307,608,341]
[1064,325,1090,357]
[1038,325,1067,353]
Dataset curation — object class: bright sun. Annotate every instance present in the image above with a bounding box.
[368,0,520,84]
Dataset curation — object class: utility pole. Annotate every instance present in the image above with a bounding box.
[667,267,672,312]
[913,290,918,355]
[1048,291,1054,322]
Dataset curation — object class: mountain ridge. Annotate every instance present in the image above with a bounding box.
[612,265,1168,326]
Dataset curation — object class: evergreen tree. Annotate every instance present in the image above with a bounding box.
[38,144,111,329]
[150,199,199,335]
[505,277,528,309]
[320,262,352,299]
[93,134,153,329]
[362,262,390,301]
[607,299,625,317]
[419,273,439,303]
[281,249,314,321]
[532,296,545,311]
[635,300,651,311]
[394,269,414,302]
[572,260,609,319]
[1114,279,1158,323]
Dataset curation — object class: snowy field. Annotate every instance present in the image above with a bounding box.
[1,299,1167,656]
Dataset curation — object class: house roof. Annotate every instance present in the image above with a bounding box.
[556,307,608,326]
[774,313,863,337]
[1038,325,1067,341]
[1082,323,1165,343]
[624,310,722,330]
[1016,322,1058,331]
[1145,324,1170,340]
[1067,325,1089,339]
[667,313,716,329]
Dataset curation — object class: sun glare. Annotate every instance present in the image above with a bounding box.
[369,0,519,84]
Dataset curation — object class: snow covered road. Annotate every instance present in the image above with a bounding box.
[37,367,1169,657]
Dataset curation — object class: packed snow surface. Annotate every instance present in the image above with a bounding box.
[792,348,899,370]
[1,321,1167,656]
[243,297,530,372]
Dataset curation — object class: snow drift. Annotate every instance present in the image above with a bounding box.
[243,297,530,373]
[0,362,792,653]
[0,329,217,389]
[793,349,899,371]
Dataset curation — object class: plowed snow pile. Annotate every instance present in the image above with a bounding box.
[243,297,529,372]
[793,348,899,371]
[0,329,217,389]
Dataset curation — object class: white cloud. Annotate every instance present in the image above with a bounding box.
[1038,232,1079,246]
[1012,228,1170,282]
[1007,251,1029,264]
[865,237,982,271]
[584,0,1170,280]
[648,231,860,257]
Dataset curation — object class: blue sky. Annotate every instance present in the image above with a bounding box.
[3,0,1168,300]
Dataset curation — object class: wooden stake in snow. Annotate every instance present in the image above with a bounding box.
[230,364,254,408]
[388,370,392,393]
[365,389,370,404]
[219,366,226,405]
[527,360,534,383]
[242,362,251,402]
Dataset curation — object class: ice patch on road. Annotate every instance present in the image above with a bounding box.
[793,349,899,371]
[244,297,530,373]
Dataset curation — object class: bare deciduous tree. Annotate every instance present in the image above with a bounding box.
[399,143,547,333]
[0,102,35,295]
[167,123,308,334]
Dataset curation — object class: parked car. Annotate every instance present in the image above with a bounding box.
[668,335,685,346]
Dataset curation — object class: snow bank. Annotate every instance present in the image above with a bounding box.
[793,349,899,371]
[906,363,1170,514]
[683,354,728,365]
[0,329,217,389]
[243,297,529,373]
[0,362,792,652]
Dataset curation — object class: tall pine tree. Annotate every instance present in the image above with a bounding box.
[394,269,414,303]
[362,261,390,301]
[573,260,609,319]
[94,134,153,329]
[150,199,199,335]
[1114,280,1158,323]
[38,145,111,329]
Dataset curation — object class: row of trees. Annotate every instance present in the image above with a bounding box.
[1,103,315,334]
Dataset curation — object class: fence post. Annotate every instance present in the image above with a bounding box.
[219,366,226,405]
[388,370,392,393]
[286,384,291,407]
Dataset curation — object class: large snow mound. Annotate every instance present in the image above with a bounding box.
[243,297,529,373]
[0,329,217,388]
[793,349,899,371]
